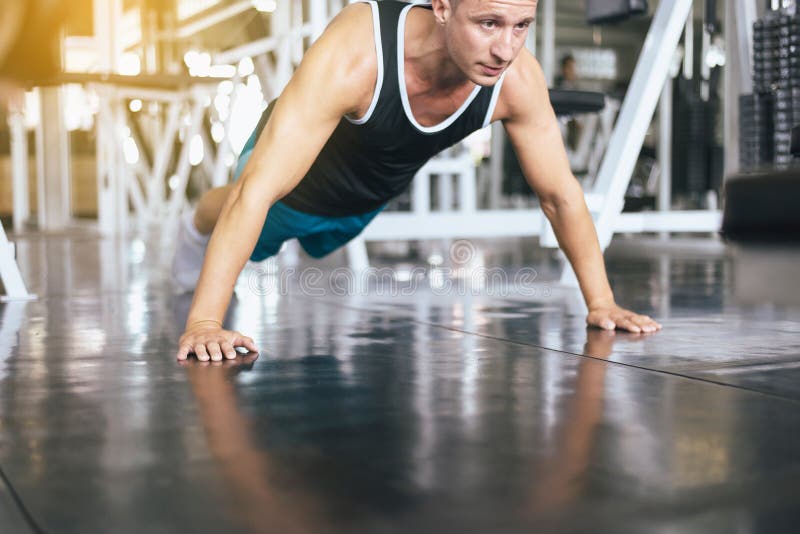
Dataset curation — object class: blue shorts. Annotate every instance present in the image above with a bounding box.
[235,131,384,262]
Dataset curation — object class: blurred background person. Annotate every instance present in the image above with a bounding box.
[555,54,582,151]
[555,54,578,90]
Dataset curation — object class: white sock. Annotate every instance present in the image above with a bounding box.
[171,209,210,292]
[182,210,210,245]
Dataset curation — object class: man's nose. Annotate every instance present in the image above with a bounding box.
[491,29,514,63]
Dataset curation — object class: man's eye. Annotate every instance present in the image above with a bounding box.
[515,22,530,30]
[481,20,496,29]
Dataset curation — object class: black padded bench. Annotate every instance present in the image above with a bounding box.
[549,89,606,117]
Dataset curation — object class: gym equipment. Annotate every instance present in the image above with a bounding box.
[549,90,606,116]
[586,0,649,25]
[503,90,606,196]
[721,169,800,243]
[792,125,800,158]
[741,8,800,171]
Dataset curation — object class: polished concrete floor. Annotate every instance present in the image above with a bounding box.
[1,230,800,533]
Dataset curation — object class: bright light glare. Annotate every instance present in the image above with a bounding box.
[123,136,140,165]
[119,52,141,76]
[218,80,234,96]
[238,57,255,77]
[184,50,212,77]
[211,122,226,143]
[189,134,204,166]
[706,39,726,68]
[209,65,236,78]
[428,254,444,266]
[252,0,277,13]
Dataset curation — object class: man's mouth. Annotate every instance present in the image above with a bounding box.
[480,64,504,76]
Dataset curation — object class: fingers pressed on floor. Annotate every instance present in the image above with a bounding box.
[177,344,193,360]
[194,345,210,361]
[207,342,223,361]
[221,341,237,359]
[620,320,641,333]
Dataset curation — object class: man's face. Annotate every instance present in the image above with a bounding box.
[437,0,538,86]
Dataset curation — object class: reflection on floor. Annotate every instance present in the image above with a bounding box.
[1,231,799,533]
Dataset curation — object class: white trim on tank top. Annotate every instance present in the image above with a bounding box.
[482,71,507,128]
[397,4,481,134]
[345,1,384,125]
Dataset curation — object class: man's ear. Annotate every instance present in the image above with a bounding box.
[430,0,455,25]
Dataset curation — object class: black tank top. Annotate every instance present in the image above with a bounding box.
[256,0,506,216]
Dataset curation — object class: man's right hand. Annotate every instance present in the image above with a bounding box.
[177,320,259,362]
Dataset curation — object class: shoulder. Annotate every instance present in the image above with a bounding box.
[314,2,376,73]
[325,1,375,39]
[299,2,379,112]
[493,48,552,126]
[308,2,378,95]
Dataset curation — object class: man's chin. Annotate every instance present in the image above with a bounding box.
[472,71,503,87]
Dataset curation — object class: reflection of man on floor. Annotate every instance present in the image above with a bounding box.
[523,328,641,517]
[182,354,324,533]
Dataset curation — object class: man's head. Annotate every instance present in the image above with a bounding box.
[561,54,577,81]
[431,0,538,86]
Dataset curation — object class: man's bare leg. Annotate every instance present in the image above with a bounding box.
[193,184,236,235]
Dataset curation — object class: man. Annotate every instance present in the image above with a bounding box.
[174,0,661,362]
[554,53,581,150]
[555,53,578,90]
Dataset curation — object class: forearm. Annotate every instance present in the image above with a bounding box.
[542,186,615,309]
[186,181,273,327]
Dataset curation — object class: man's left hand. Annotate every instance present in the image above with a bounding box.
[586,303,662,333]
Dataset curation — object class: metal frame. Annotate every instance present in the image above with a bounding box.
[0,222,35,301]
[361,209,721,242]
[92,83,219,241]
[176,1,255,39]
[86,0,337,240]
[563,98,619,179]
[0,299,28,365]
[34,87,72,231]
[7,104,30,233]
[724,0,758,175]
[591,0,697,250]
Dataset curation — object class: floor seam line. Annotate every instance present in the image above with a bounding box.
[0,464,47,534]
[428,322,800,405]
[309,297,800,405]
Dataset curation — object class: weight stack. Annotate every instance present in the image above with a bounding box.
[794,85,800,132]
[741,10,800,171]
[686,96,711,195]
[792,125,800,161]
[775,86,795,168]
[739,94,756,170]
[751,20,766,92]
[793,14,800,166]
[754,92,774,168]
[773,13,799,168]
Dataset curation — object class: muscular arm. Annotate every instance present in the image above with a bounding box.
[496,50,660,334]
[178,4,378,359]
